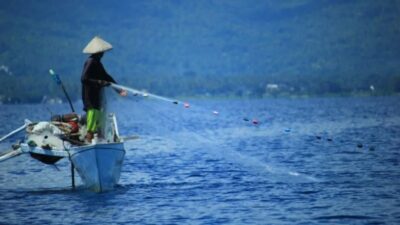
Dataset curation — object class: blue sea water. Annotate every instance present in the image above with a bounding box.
[0,96,399,224]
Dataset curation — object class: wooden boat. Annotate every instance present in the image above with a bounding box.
[0,113,126,192]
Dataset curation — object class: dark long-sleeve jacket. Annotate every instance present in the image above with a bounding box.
[81,55,116,111]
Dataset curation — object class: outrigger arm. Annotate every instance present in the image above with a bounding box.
[0,147,23,162]
[0,119,32,142]
[0,119,33,162]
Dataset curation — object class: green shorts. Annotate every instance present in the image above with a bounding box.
[86,109,101,132]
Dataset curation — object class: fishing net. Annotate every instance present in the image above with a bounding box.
[103,85,320,183]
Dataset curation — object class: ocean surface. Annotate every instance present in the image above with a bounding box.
[0,96,399,224]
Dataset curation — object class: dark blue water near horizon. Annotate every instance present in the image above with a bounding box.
[0,96,399,224]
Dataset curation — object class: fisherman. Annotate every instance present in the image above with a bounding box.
[81,36,127,142]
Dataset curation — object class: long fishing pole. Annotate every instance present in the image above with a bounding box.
[111,83,261,125]
[49,69,75,112]
[111,83,186,105]
[49,69,76,189]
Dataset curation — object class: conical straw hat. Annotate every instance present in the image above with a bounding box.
[82,36,113,54]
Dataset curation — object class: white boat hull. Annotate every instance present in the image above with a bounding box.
[70,142,125,192]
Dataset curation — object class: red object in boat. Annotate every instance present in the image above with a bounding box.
[68,121,79,133]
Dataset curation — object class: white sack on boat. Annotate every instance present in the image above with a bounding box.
[31,122,63,135]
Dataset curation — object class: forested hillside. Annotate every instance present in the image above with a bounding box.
[1,0,400,103]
